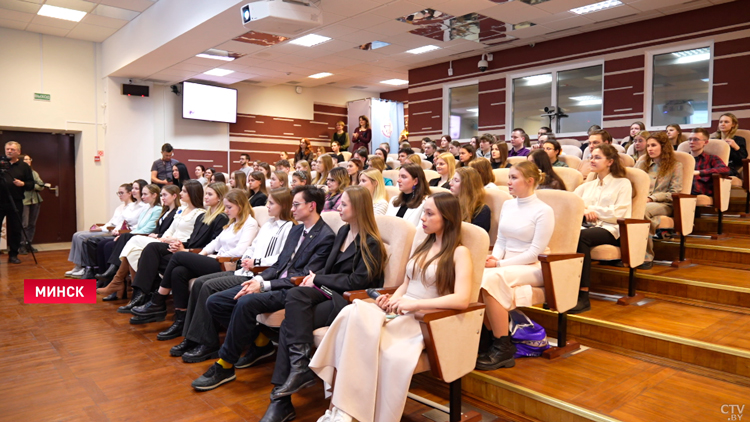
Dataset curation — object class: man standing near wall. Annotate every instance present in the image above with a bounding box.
[1,141,34,264]
[238,153,253,176]
[151,143,179,187]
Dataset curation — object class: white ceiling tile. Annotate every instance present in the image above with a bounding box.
[0,7,34,22]
[660,0,713,13]
[320,10,346,25]
[45,0,97,13]
[29,14,78,29]
[541,14,594,31]
[438,0,501,17]
[479,1,554,24]
[628,0,690,12]
[533,11,577,24]
[91,3,139,20]
[0,0,41,14]
[534,0,599,14]
[80,13,127,29]
[364,19,413,36]
[230,55,268,66]
[213,40,266,55]
[369,0,423,18]
[170,62,214,72]
[585,4,639,21]
[66,21,117,41]
[25,22,70,36]
[98,0,154,13]
[313,23,361,39]
[0,16,28,30]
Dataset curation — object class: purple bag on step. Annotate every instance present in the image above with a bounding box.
[509,310,550,358]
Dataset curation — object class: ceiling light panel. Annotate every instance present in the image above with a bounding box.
[309,72,333,79]
[523,74,552,85]
[406,45,440,54]
[381,79,409,85]
[37,4,87,22]
[570,0,623,15]
[203,68,234,76]
[289,34,331,47]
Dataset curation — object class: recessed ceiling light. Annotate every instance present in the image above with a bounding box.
[196,54,235,62]
[570,0,622,15]
[203,68,234,77]
[570,96,602,106]
[406,45,440,55]
[380,79,409,86]
[466,108,479,113]
[523,74,552,86]
[37,4,86,22]
[289,34,331,47]
[309,72,333,79]
[673,48,710,64]
[701,78,710,82]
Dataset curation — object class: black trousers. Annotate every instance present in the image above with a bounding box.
[82,235,113,267]
[161,251,222,309]
[183,271,249,348]
[0,199,24,258]
[206,285,287,364]
[106,233,138,267]
[577,227,619,289]
[131,242,173,293]
[271,287,338,386]
[97,237,116,270]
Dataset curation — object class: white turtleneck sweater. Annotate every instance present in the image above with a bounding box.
[492,193,555,267]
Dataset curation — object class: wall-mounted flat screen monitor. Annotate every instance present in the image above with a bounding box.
[182,81,237,124]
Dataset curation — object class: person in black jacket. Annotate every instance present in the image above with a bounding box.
[1,141,35,264]
[191,185,335,392]
[119,182,229,315]
[248,171,268,207]
[450,167,491,233]
[260,185,387,422]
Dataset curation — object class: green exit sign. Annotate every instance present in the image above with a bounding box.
[34,93,51,101]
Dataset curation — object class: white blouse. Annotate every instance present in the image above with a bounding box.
[235,218,294,276]
[203,218,260,257]
[162,207,206,243]
[492,194,555,267]
[373,198,388,216]
[120,201,149,230]
[104,203,126,231]
[385,195,426,227]
[574,173,632,239]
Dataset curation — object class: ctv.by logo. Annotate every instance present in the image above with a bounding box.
[722,404,745,421]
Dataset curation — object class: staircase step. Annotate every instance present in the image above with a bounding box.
[591,263,750,309]
[694,216,750,236]
[525,299,750,378]
[654,235,750,265]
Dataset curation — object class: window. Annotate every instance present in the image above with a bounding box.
[509,63,603,137]
[447,84,478,140]
[649,46,711,128]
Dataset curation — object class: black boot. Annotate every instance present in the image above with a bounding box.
[81,267,97,280]
[95,264,118,287]
[270,344,317,400]
[117,288,149,314]
[475,336,516,371]
[18,243,28,255]
[260,396,295,422]
[568,290,591,314]
[170,338,198,357]
[478,325,493,356]
[157,309,186,341]
[130,292,168,324]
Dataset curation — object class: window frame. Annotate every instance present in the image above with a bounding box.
[644,40,714,131]
[505,59,604,139]
[442,78,479,142]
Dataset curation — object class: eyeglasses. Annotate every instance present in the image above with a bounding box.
[291,201,309,209]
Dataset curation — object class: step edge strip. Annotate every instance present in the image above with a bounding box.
[467,371,623,422]
[658,240,750,254]
[593,267,750,294]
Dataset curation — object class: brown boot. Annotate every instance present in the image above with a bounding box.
[97,258,130,298]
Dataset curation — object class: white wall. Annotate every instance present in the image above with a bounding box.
[0,27,105,230]
[153,84,229,152]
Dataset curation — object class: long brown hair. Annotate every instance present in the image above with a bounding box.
[454,167,486,223]
[713,112,739,140]
[666,124,684,145]
[159,185,181,220]
[299,138,312,155]
[638,132,677,179]
[468,158,495,186]
[328,166,350,196]
[393,163,431,208]
[344,186,387,281]
[232,171,247,193]
[202,182,228,225]
[491,142,508,167]
[593,144,626,178]
[313,154,333,185]
[528,149,565,190]
[348,158,364,185]
[268,188,296,224]
[223,188,254,233]
[409,193,462,295]
[249,171,268,196]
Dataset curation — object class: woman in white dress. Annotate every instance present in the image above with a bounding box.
[475,161,555,371]
[358,169,388,215]
[310,192,473,422]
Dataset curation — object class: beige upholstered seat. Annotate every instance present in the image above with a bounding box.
[558,138,582,148]
[420,160,433,170]
[429,186,450,195]
[557,155,581,170]
[337,161,348,168]
[383,169,400,184]
[252,206,270,227]
[656,152,697,266]
[384,186,399,201]
[619,153,635,167]
[341,151,352,162]
[493,168,509,186]
[553,167,583,192]
[423,169,440,182]
[507,156,526,166]
[484,188,513,244]
[562,145,582,158]
[387,154,398,162]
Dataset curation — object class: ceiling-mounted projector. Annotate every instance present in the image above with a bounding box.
[241,0,322,37]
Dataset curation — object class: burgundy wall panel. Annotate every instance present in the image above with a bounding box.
[715,37,750,57]
[409,89,442,102]
[173,150,230,174]
[605,56,645,73]
[380,88,408,103]
[713,56,750,108]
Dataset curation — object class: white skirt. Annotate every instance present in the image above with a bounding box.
[119,236,160,270]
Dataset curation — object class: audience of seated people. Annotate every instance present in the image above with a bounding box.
[385,162,431,227]
[490,141,511,169]
[528,150,567,191]
[509,128,531,157]
[541,139,567,168]
[688,128,730,195]
[430,152,455,189]
[712,112,747,176]
[324,167,350,212]
[359,169,389,215]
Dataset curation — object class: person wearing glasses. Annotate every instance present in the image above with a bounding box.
[191,186,335,392]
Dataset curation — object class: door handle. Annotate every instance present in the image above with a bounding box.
[45,183,59,198]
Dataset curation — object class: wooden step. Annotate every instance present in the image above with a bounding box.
[694,216,750,236]
[590,263,750,309]
[452,344,750,422]
[654,235,750,266]
[525,299,750,378]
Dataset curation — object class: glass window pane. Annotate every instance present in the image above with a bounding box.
[557,65,603,133]
[652,47,710,127]
[449,85,478,140]
[513,73,552,135]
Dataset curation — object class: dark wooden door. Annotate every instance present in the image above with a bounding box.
[0,130,77,243]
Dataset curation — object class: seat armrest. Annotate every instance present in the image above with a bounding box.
[216,257,239,263]
[712,173,732,212]
[188,248,202,254]
[291,276,304,286]
[742,158,749,191]
[538,254,584,313]
[253,266,271,273]
[617,218,651,268]
[670,193,698,236]
[344,287,398,302]
[414,303,485,383]
[119,229,131,234]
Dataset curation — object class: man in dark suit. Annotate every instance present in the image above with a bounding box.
[192,185,335,391]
